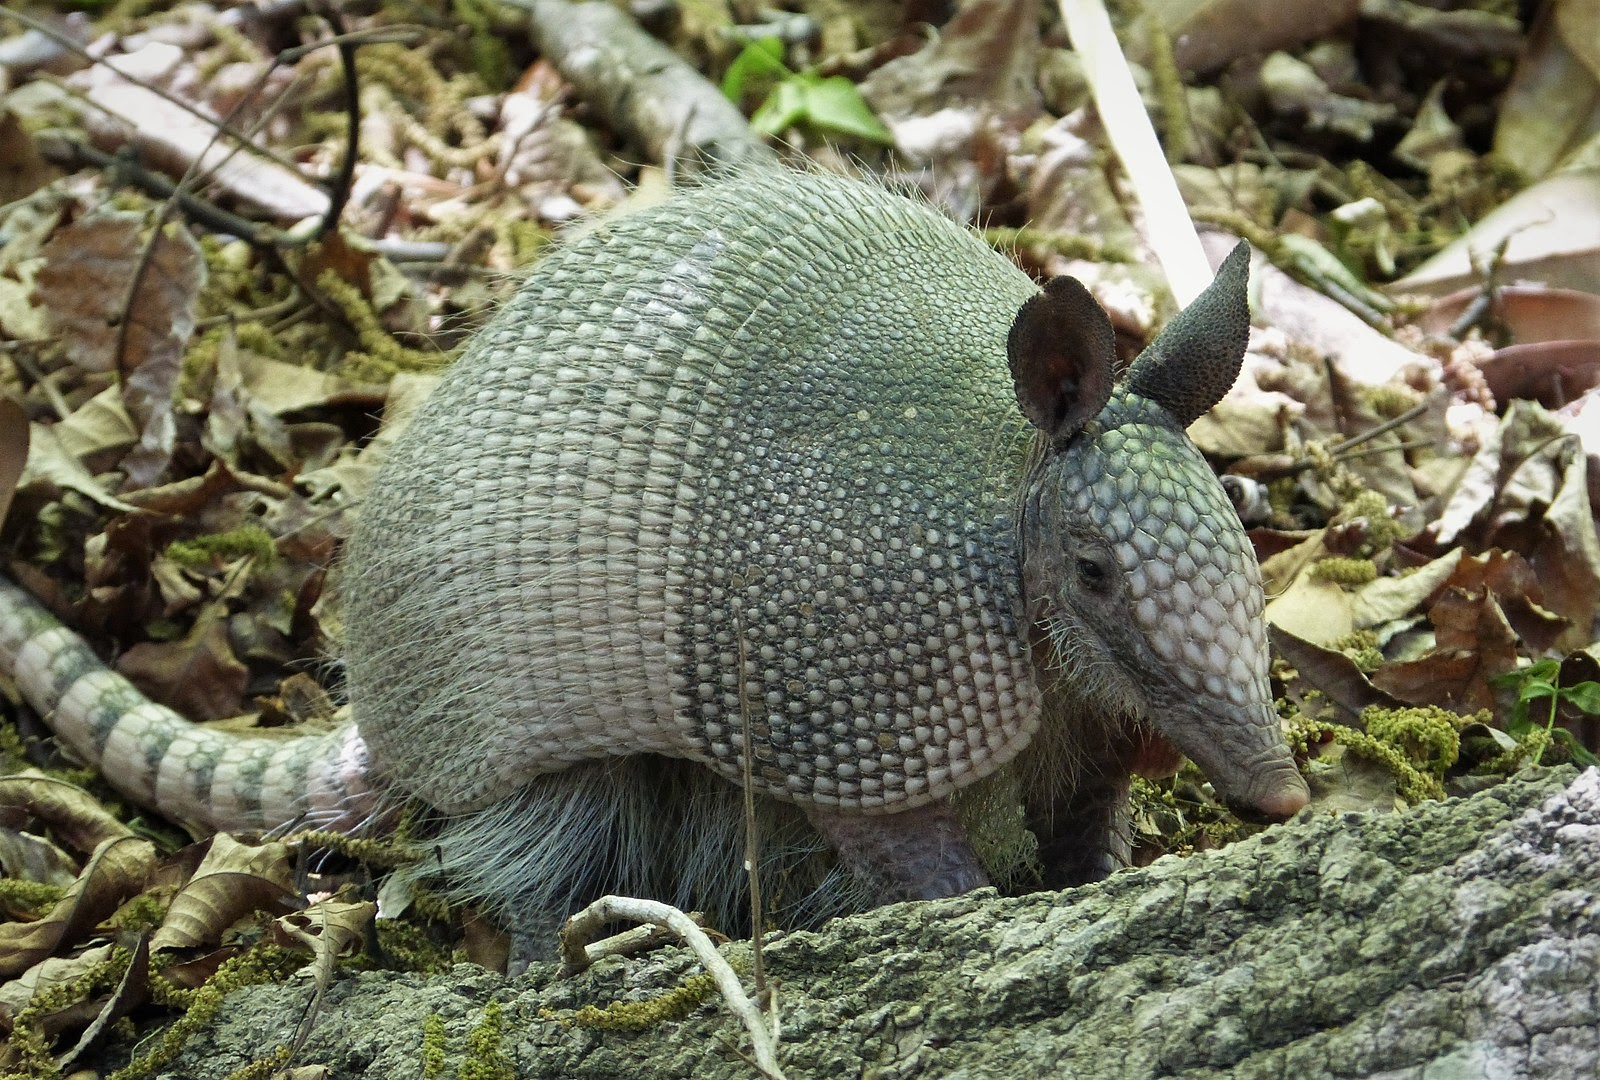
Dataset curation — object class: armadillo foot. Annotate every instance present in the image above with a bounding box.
[804,799,989,904]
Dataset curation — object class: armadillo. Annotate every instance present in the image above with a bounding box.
[1,170,1308,950]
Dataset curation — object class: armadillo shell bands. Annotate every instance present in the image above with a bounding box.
[343,171,1046,816]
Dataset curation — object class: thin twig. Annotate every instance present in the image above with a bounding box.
[735,609,768,1005]
[306,3,362,240]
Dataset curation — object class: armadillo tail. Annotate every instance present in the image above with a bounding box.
[0,578,379,835]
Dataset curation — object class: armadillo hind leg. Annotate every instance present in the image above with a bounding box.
[416,755,870,968]
[804,801,988,903]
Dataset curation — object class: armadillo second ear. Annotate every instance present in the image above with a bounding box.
[1007,275,1116,444]
[1123,240,1252,427]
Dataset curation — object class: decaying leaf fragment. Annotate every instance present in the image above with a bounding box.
[34,209,206,489]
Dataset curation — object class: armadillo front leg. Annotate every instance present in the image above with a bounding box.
[804,801,988,903]
[1027,774,1133,888]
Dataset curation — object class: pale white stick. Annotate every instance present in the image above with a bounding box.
[561,895,787,1080]
[1056,0,1213,305]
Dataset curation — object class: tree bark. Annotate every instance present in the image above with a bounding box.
[131,766,1600,1079]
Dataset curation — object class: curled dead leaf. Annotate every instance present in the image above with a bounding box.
[0,770,139,854]
[0,835,156,978]
[149,834,298,953]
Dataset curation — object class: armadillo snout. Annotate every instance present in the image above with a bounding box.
[1169,702,1309,819]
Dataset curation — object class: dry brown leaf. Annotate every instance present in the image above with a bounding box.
[1349,549,1463,629]
[33,210,205,487]
[159,945,244,990]
[116,604,250,722]
[0,771,139,855]
[301,231,377,301]
[1416,285,1600,408]
[34,210,143,375]
[0,943,120,1029]
[0,835,156,978]
[497,75,626,219]
[1535,423,1600,640]
[268,896,377,1061]
[1430,407,1506,545]
[859,0,1041,217]
[1302,742,1403,814]
[1372,644,1502,713]
[1419,285,1600,342]
[1270,625,1401,727]
[0,108,57,206]
[150,834,298,952]
[1374,586,1520,713]
[1494,0,1600,181]
[0,827,81,896]
[1392,169,1600,296]
[272,897,374,964]
[1258,530,1326,597]
[1151,0,1360,76]
[1478,342,1600,409]
[1425,403,1600,647]
[38,385,137,465]
[1264,572,1354,644]
[0,395,26,530]
[56,934,149,1070]
[116,222,205,489]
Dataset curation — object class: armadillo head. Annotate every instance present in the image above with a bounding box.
[1008,243,1309,819]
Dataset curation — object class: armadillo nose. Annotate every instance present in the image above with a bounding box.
[1251,769,1310,819]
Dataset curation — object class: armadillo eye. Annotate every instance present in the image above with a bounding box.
[1076,557,1108,589]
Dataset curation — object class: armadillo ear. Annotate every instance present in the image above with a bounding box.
[1123,241,1252,427]
[1007,275,1116,444]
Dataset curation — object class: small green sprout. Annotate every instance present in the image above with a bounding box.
[1491,660,1600,768]
[722,38,893,145]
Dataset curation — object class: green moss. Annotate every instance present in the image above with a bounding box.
[459,1000,515,1080]
[546,969,724,1031]
[318,270,452,379]
[108,889,171,932]
[1327,630,1383,673]
[1363,704,1466,774]
[1362,384,1423,420]
[1308,557,1378,586]
[372,916,457,975]
[8,948,133,1077]
[1290,705,1481,803]
[1129,772,1247,858]
[0,877,65,918]
[1335,489,1411,554]
[220,1046,292,1080]
[1475,726,1551,776]
[111,946,303,1080]
[421,1013,449,1080]
[163,525,278,570]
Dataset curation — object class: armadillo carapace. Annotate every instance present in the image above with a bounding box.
[2,171,1308,945]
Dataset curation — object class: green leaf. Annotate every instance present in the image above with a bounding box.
[722,38,790,103]
[750,79,808,137]
[796,76,894,144]
[1557,681,1600,714]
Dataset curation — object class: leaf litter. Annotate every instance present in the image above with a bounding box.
[0,0,1597,1073]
